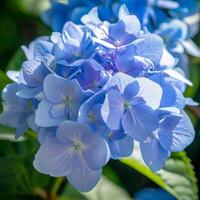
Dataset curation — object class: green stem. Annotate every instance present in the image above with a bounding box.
[34,187,48,200]
[50,177,65,199]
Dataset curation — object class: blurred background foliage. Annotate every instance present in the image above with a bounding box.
[0,0,200,199]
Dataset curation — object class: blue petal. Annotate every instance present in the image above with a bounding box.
[38,127,57,144]
[122,81,139,101]
[81,7,102,27]
[33,137,80,176]
[0,83,32,137]
[67,161,102,192]
[101,89,124,130]
[135,77,163,109]
[78,92,107,134]
[35,99,65,127]
[122,104,159,141]
[15,123,29,139]
[56,120,109,170]
[134,34,164,66]
[6,70,20,82]
[17,86,42,99]
[116,53,154,77]
[44,74,66,104]
[22,60,46,87]
[82,130,109,170]
[181,39,200,57]
[61,79,92,103]
[56,120,90,144]
[159,111,195,152]
[103,72,134,93]
[140,138,170,172]
[109,135,134,159]
[50,103,66,118]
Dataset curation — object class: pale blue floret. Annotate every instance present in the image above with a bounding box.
[35,74,93,127]
[139,110,195,171]
[33,121,109,192]
[79,92,134,159]
[0,83,37,138]
[101,72,162,141]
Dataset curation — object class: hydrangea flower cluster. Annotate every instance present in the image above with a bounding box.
[43,0,200,77]
[43,0,200,32]
[0,6,196,192]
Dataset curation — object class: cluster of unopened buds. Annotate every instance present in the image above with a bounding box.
[0,4,198,192]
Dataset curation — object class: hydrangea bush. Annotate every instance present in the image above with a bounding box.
[0,4,198,193]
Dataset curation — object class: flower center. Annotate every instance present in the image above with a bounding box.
[74,142,83,151]
[114,40,121,46]
[88,113,96,122]
[124,100,130,108]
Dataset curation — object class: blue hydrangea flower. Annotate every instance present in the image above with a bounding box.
[42,0,120,31]
[79,92,134,159]
[102,72,162,141]
[54,22,96,64]
[0,83,37,138]
[35,74,92,127]
[139,110,195,171]
[82,6,141,48]
[33,120,109,192]
[82,6,183,77]
[41,1,200,79]
[18,37,56,98]
[42,0,200,35]
[122,0,200,33]
[73,59,108,92]
[155,19,200,75]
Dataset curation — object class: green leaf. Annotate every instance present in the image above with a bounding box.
[59,184,87,200]
[6,48,25,71]
[185,62,200,98]
[0,133,26,142]
[82,176,132,200]
[0,153,53,198]
[120,151,198,200]
[157,152,198,200]
[0,70,12,92]
[13,0,51,16]
[0,154,33,196]
[59,176,132,200]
